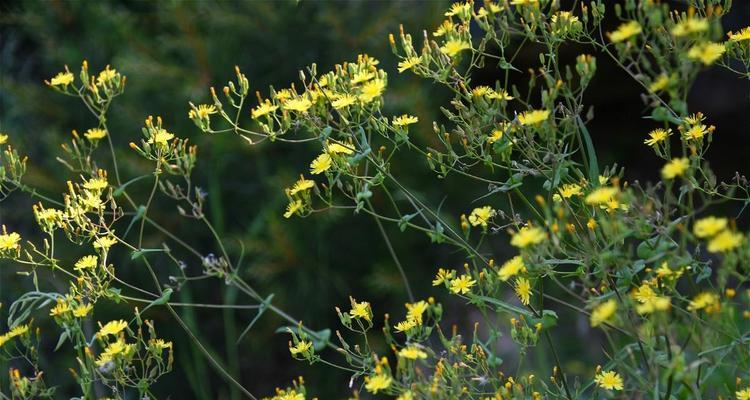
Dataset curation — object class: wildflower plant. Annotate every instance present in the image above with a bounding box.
[3,0,750,399]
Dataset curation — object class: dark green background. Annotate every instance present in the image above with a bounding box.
[1,1,749,399]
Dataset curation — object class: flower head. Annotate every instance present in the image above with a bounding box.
[289,340,313,356]
[50,71,74,87]
[365,373,392,394]
[282,97,312,113]
[74,255,98,271]
[693,216,728,238]
[397,57,421,73]
[84,128,107,141]
[440,38,471,57]
[707,230,743,253]
[148,128,175,146]
[518,109,550,126]
[349,298,372,322]
[510,226,546,248]
[393,114,418,127]
[251,100,278,119]
[661,158,690,180]
[283,200,303,219]
[98,320,128,337]
[595,370,624,390]
[449,274,476,294]
[608,21,641,43]
[514,277,532,305]
[399,345,427,360]
[331,94,357,109]
[687,42,726,65]
[498,256,525,281]
[0,231,21,252]
[309,153,332,175]
[289,177,315,196]
[590,299,617,327]
[728,27,750,42]
[644,128,672,147]
[468,206,495,228]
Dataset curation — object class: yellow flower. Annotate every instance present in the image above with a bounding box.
[487,129,504,144]
[661,157,689,180]
[74,255,98,271]
[393,114,419,127]
[688,292,720,313]
[283,98,312,113]
[0,134,7,145]
[289,340,313,356]
[397,57,421,73]
[148,128,175,146]
[83,177,108,191]
[590,299,617,327]
[251,100,279,119]
[687,42,726,65]
[608,21,642,43]
[94,235,118,250]
[399,346,427,360]
[440,38,471,57]
[693,216,728,238]
[0,232,21,251]
[327,142,354,155]
[289,177,315,196]
[397,391,414,400]
[449,274,476,294]
[595,370,624,391]
[585,187,619,205]
[515,277,532,305]
[73,304,94,318]
[50,71,74,87]
[0,324,30,348]
[365,373,392,394]
[190,104,217,119]
[350,71,375,84]
[737,388,750,400]
[309,153,332,175]
[97,339,133,366]
[671,18,709,37]
[433,20,456,37]
[331,94,357,109]
[728,27,750,42]
[405,300,429,324]
[432,268,455,286]
[349,299,372,322]
[468,206,495,228]
[644,128,672,146]
[707,230,744,253]
[633,284,657,304]
[683,124,709,140]
[487,89,513,101]
[510,0,538,5]
[444,2,471,17]
[394,319,417,332]
[518,109,550,126]
[359,79,386,103]
[283,200,303,219]
[98,320,128,337]
[510,226,546,248]
[649,74,670,92]
[84,128,107,141]
[49,299,71,317]
[636,296,671,314]
[96,67,119,85]
[558,183,582,199]
[498,256,525,281]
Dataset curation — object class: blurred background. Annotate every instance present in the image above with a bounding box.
[1,1,749,399]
